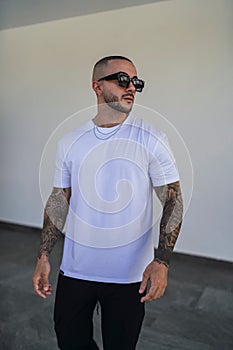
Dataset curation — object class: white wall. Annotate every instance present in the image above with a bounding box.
[0,0,232,261]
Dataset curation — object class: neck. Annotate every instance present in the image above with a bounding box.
[93,105,129,128]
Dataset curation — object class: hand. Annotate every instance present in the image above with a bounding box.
[139,261,168,302]
[32,257,52,299]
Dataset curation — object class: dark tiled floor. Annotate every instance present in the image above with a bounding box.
[0,223,233,350]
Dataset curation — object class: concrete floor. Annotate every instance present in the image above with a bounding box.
[0,222,233,350]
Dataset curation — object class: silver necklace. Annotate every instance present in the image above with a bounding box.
[93,123,122,140]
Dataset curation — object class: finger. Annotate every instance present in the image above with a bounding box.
[139,275,149,294]
[36,284,51,298]
[140,286,157,302]
[40,274,50,291]
[150,285,166,301]
[153,286,166,300]
[37,272,51,294]
[40,280,52,297]
[43,284,52,295]
[140,292,154,303]
[140,284,160,303]
[32,276,41,293]
[36,290,47,299]
[34,281,47,299]
[33,276,51,298]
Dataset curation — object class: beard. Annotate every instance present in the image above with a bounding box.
[103,92,133,114]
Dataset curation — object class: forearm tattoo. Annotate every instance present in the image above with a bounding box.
[38,188,70,259]
[154,181,183,267]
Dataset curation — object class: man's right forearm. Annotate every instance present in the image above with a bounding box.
[38,187,71,259]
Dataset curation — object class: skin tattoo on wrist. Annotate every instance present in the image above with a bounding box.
[38,188,70,258]
[154,181,183,266]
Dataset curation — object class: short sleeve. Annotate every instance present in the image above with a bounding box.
[53,140,71,188]
[148,132,179,187]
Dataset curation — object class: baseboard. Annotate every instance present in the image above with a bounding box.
[0,220,41,234]
[0,220,232,266]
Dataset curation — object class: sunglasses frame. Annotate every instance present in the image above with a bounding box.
[98,71,145,92]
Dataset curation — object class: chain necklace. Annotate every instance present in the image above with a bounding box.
[93,123,123,140]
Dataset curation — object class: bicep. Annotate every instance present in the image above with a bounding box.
[51,187,71,200]
[43,187,71,230]
[45,187,71,213]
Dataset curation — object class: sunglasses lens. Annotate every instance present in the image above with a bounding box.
[133,78,144,92]
[118,74,130,88]
[117,73,145,92]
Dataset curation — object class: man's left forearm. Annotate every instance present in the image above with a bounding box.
[154,181,183,267]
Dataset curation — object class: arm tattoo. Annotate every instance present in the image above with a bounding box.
[154,181,183,267]
[38,187,71,259]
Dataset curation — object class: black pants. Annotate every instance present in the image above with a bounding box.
[54,273,146,350]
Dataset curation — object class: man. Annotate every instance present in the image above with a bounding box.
[32,56,183,350]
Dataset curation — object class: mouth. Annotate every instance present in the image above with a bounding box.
[122,95,134,103]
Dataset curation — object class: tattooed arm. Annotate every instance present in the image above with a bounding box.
[32,187,71,298]
[154,181,183,266]
[38,187,71,258]
[139,181,183,302]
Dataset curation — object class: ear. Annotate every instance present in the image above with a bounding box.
[92,81,103,96]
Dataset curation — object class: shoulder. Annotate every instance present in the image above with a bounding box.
[57,120,92,151]
[128,115,166,141]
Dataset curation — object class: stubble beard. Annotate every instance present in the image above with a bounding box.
[103,93,133,114]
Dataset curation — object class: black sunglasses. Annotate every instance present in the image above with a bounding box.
[98,71,145,92]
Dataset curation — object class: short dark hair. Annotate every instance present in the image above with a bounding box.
[92,55,133,81]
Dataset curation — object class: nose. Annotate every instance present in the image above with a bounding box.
[126,80,136,93]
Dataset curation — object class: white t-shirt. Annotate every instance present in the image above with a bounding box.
[53,114,179,283]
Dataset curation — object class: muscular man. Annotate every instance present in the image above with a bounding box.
[32,56,183,350]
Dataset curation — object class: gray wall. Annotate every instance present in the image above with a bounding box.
[0,0,232,261]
